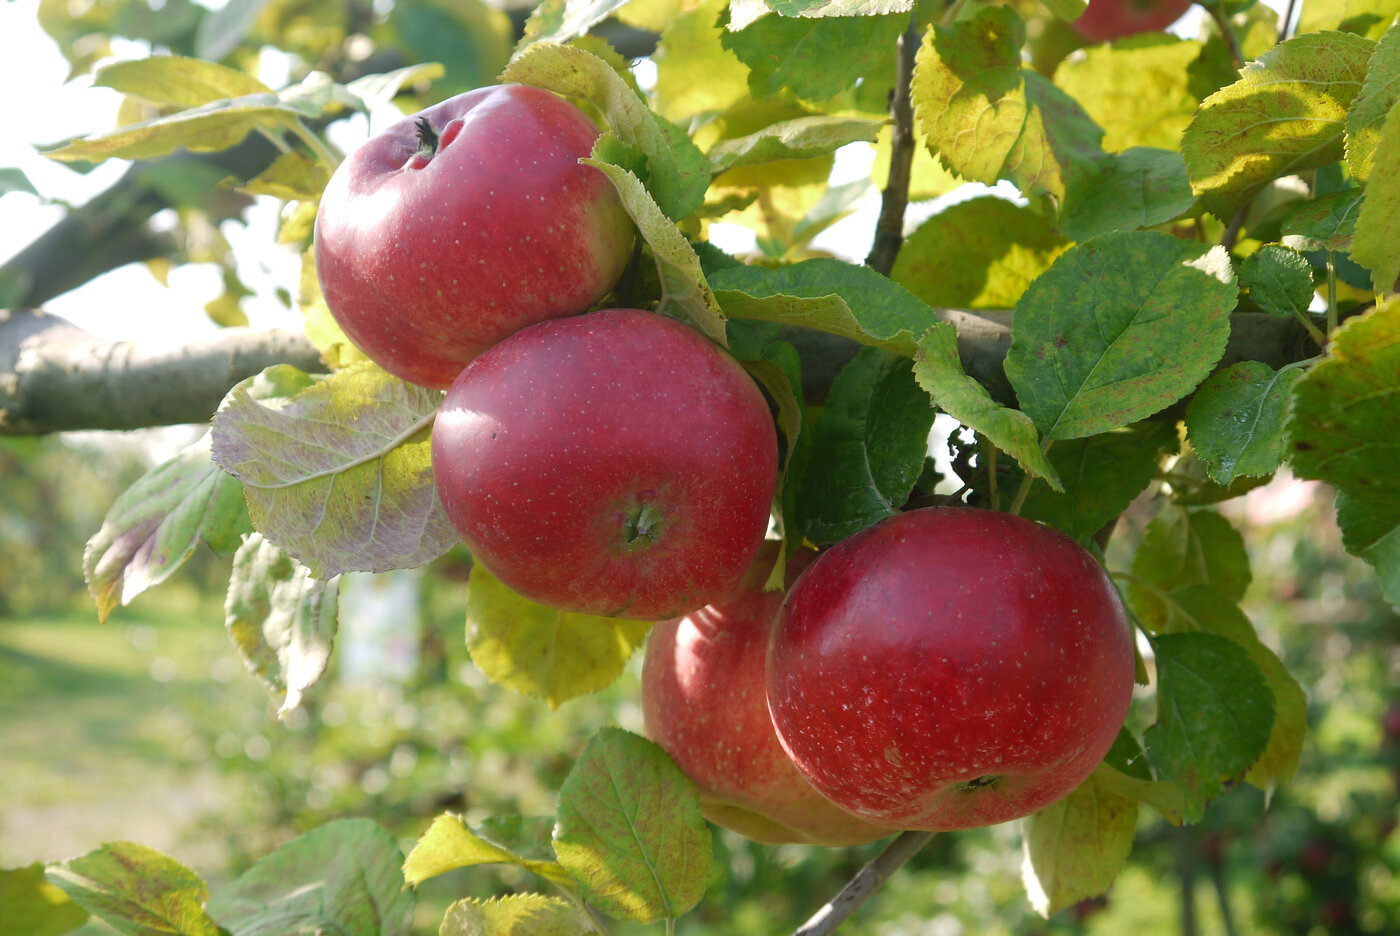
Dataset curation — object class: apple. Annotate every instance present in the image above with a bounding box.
[642,543,897,846]
[1073,0,1194,42]
[432,308,778,620]
[766,507,1135,831]
[314,84,635,389]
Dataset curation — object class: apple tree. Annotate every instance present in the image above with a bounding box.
[4,0,1399,932]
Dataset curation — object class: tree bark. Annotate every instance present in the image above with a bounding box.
[0,309,325,435]
[0,306,1316,436]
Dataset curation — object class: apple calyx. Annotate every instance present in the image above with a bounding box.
[956,775,1003,793]
[413,116,439,160]
[624,503,666,546]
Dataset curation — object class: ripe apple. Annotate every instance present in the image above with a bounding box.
[1073,0,1194,42]
[642,543,897,846]
[767,507,1135,831]
[314,84,635,389]
[432,308,778,620]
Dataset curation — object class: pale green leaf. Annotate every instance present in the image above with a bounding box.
[653,0,751,122]
[344,62,447,112]
[1182,31,1373,219]
[1297,0,1400,41]
[209,361,457,578]
[0,864,89,936]
[237,151,328,201]
[1144,632,1275,823]
[912,322,1062,490]
[94,54,271,108]
[224,532,339,716]
[1053,34,1201,153]
[1004,232,1237,441]
[465,564,652,708]
[766,0,914,15]
[706,116,885,173]
[1090,761,1185,825]
[1345,22,1400,181]
[1128,504,1252,629]
[553,729,711,923]
[45,844,220,936]
[710,257,941,356]
[1021,769,1137,917]
[207,819,413,936]
[519,0,633,46]
[84,433,250,625]
[1002,70,1106,205]
[404,815,575,892]
[1185,361,1304,485]
[1353,98,1400,292]
[0,168,37,196]
[892,196,1068,309]
[440,895,595,936]
[1288,300,1400,610]
[582,158,727,342]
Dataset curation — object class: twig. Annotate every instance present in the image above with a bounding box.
[790,830,936,936]
[1220,208,1247,252]
[864,13,922,276]
[1277,0,1300,44]
[1207,3,1246,69]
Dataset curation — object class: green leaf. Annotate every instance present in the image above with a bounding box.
[1161,586,1307,793]
[464,563,652,708]
[44,91,306,164]
[1184,362,1305,486]
[553,728,711,923]
[519,0,633,47]
[1016,422,1179,540]
[1090,761,1185,825]
[1181,31,1373,219]
[501,42,707,221]
[0,864,89,936]
[83,433,250,625]
[207,819,413,936]
[1288,300,1400,610]
[1280,188,1364,253]
[1004,232,1237,441]
[45,844,222,936]
[892,196,1069,309]
[1020,769,1137,918]
[1345,22,1400,181]
[237,151,328,202]
[1352,99,1400,293]
[706,116,885,173]
[796,347,936,544]
[1128,504,1252,629]
[1297,0,1400,41]
[94,54,271,108]
[911,6,1028,184]
[721,11,905,101]
[209,362,458,578]
[1053,35,1202,153]
[653,0,752,122]
[1239,244,1316,319]
[343,62,448,112]
[581,159,727,343]
[194,0,267,62]
[912,322,1062,490]
[0,168,39,197]
[439,895,596,936]
[1057,147,1196,242]
[387,2,507,99]
[1144,632,1275,823]
[711,257,941,356]
[403,814,575,891]
[224,532,339,716]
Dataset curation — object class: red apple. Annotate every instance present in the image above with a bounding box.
[767,507,1135,831]
[642,543,897,846]
[314,84,634,389]
[1073,0,1194,42]
[432,308,778,620]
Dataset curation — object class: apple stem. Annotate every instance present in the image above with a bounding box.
[414,116,440,160]
[789,830,936,936]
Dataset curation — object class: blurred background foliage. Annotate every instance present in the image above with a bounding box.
[3,432,1397,936]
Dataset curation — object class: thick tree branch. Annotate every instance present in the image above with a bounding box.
[0,309,325,435]
[1,306,1316,436]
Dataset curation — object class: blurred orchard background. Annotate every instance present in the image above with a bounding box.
[1,0,1398,933]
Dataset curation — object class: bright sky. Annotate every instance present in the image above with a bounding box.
[0,1,1279,347]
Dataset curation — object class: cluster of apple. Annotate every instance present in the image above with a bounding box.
[315,84,1137,846]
